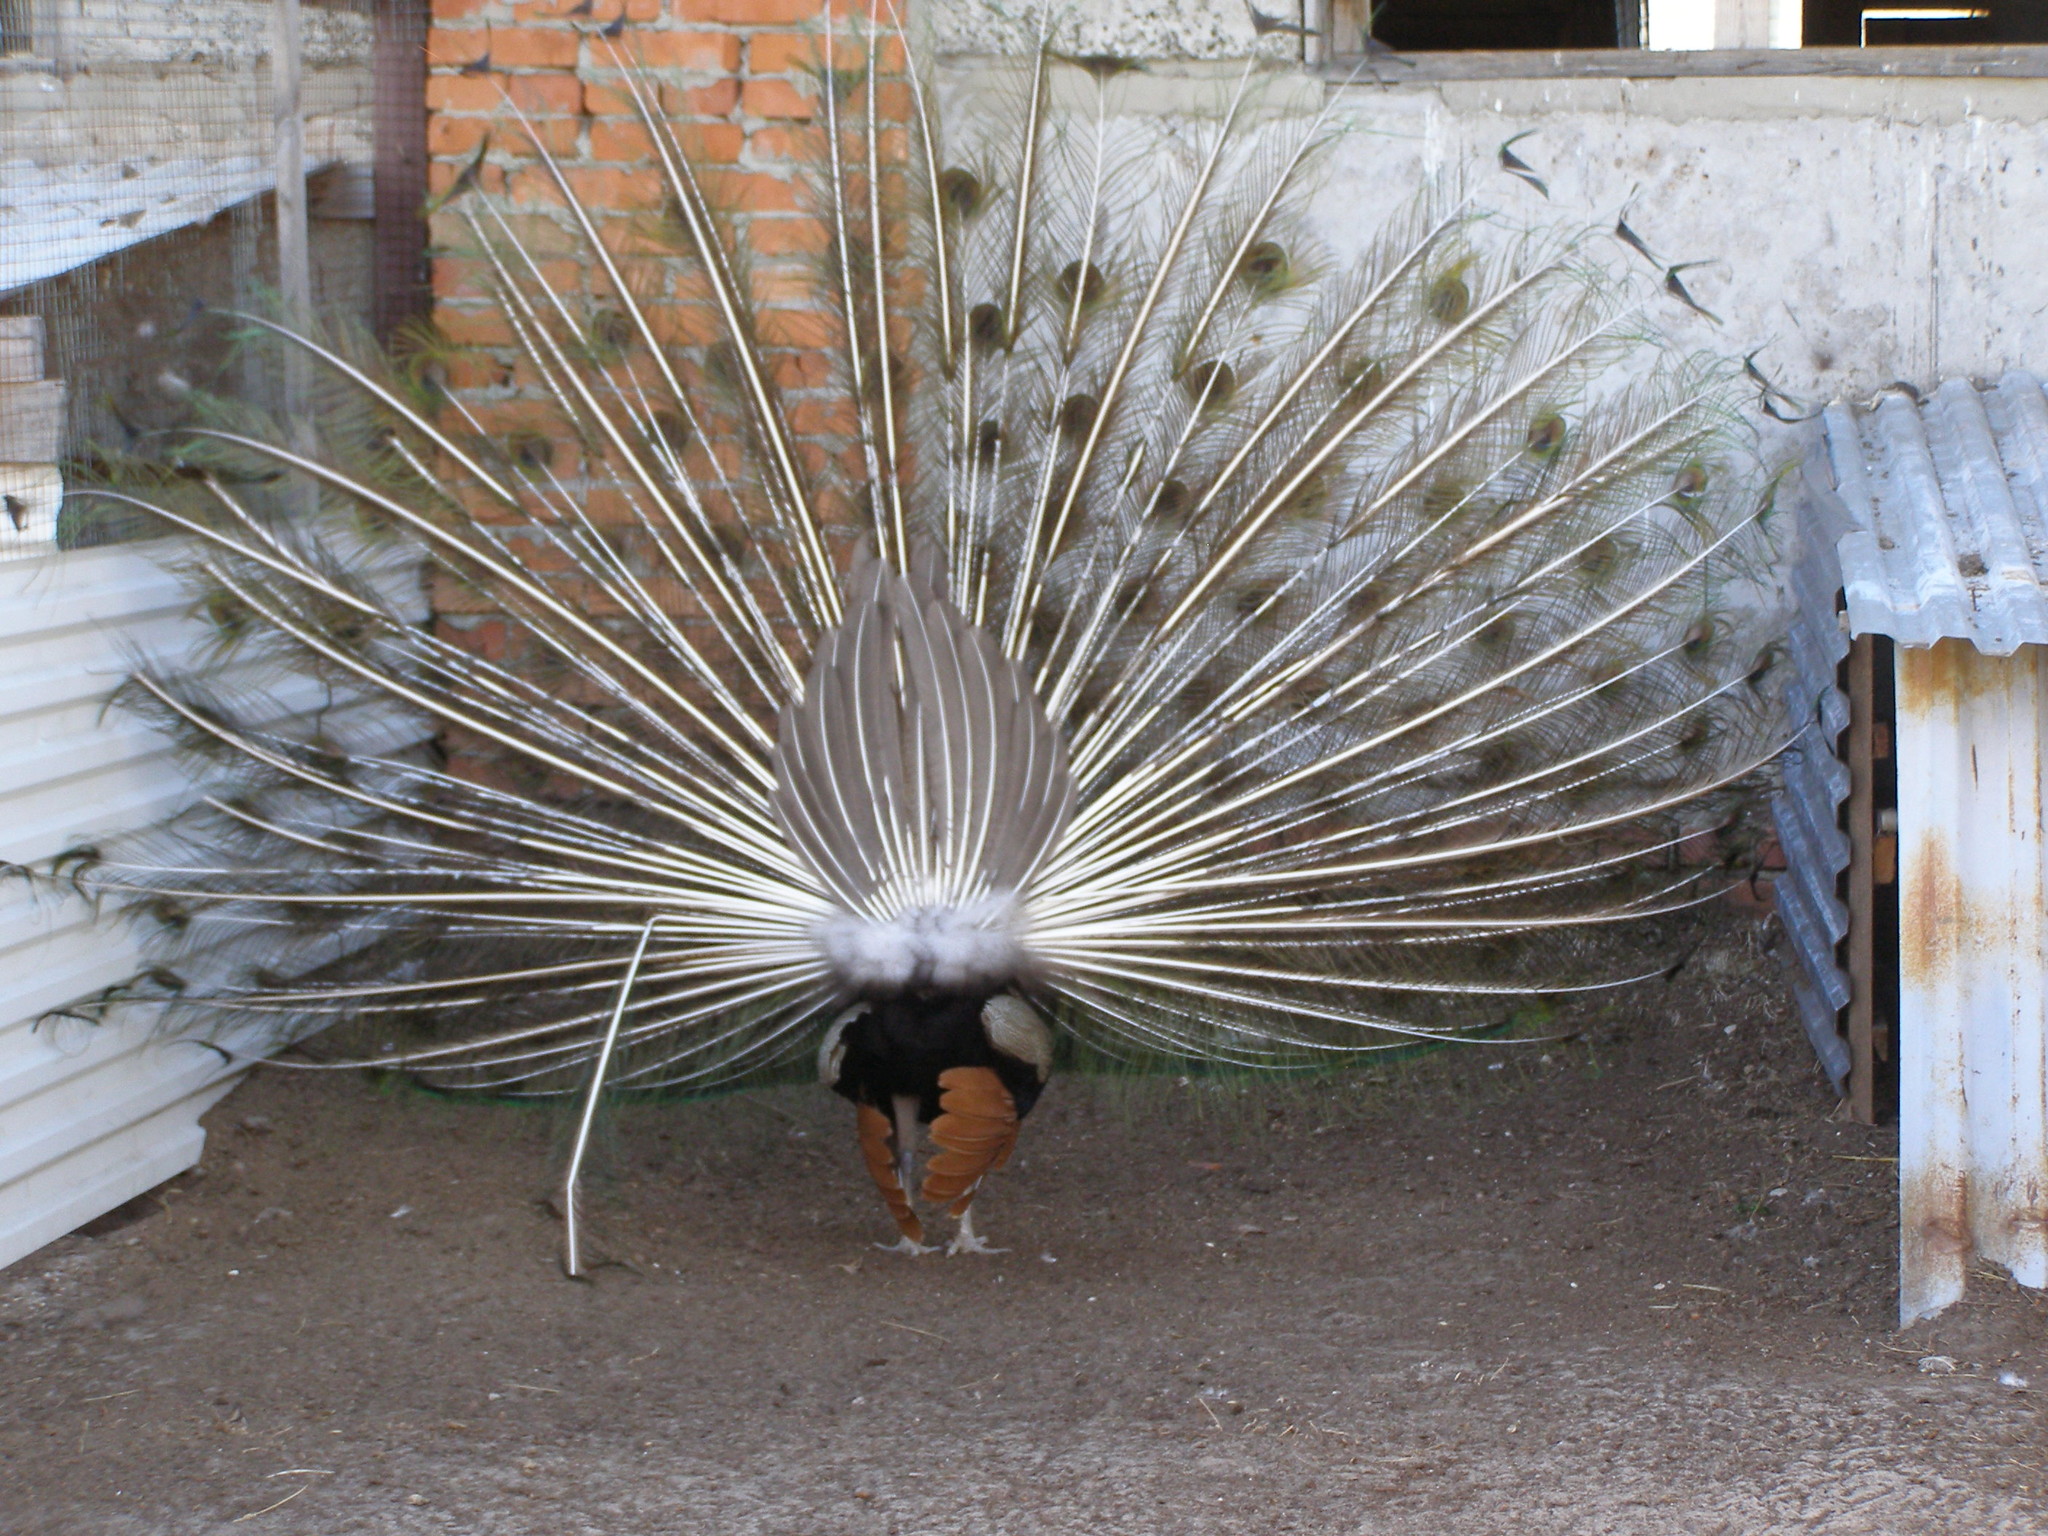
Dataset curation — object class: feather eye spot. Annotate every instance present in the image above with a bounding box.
[1476,741,1521,781]
[650,410,691,454]
[1069,681,1108,724]
[1682,618,1715,661]
[1590,666,1632,703]
[1672,461,1709,504]
[1525,412,1567,459]
[1150,478,1192,524]
[1238,241,1290,294]
[710,519,748,565]
[938,167,985,219]
[1280,669,1329,712]
[1676,717,1712,754]
[1346,578,1391,624]
[1057,392,1100,441]
[1183,359,1236,410]
[1746,645,1781,690]
[507,431,555,474]
[1026,606,1062,654]
[705,341,744,391]
[1577,536,1618,579]
[1421,476,1468,520]
[974,418,1004,466]
[202,591,253,641]
[589,308,634,355]
[1276,471,1328,526]
[1427,273,1472,325]
[968,302,1005,349]
[1056,260,1107,308]
[1233,577,1282,619]
[1341,356,1386,401]
[1472,613,1514,650]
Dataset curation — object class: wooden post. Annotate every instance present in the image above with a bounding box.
[373,0,431,341]
[1300,0,1327,65]
[1327,0,1369,54]
[273,0,312,335]
[272,0,318,493]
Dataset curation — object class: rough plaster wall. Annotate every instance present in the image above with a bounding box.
[1316,74,2048,406]
[933,58,2048,409]
[923,0,1291,62]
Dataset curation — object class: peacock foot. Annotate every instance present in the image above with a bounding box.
[874,1235,938,1256]
[946,1206,1006,1256]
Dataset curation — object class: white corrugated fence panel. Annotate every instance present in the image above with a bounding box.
[0,540,242,1273]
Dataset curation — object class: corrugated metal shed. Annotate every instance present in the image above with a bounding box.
[0,542,242,1272]
[1813,372,2048,1325]
[1829,372,2048,654]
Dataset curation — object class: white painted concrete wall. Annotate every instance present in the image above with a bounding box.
[1314,70,2048,406]
[932,55,2048,418]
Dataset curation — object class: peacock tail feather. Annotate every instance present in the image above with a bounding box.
[71,19,1788,1098]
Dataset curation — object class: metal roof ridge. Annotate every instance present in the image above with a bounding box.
[1828,372,2048,656]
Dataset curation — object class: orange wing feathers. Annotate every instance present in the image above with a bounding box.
[857,1102,924,1243]
[921,1067,1021,1216]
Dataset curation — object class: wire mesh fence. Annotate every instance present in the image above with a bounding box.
[1,0,425,550]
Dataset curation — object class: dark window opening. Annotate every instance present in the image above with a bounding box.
[0,0,33,55]
[1805,0,2048,43]
[1365,0,1638,50]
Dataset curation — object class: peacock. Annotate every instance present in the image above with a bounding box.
[65,16,1788,1266]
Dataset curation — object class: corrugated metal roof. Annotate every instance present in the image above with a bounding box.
[1827,372,2048,655]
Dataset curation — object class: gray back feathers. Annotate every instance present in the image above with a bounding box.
[772,541,1073,918]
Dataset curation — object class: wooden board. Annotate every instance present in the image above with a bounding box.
[0,465,63,555]
[0,317,43,384]
[0,382,66,463]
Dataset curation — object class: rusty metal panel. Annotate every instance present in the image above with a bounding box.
[1830,373,2048,656]
[1894,639,2048,1325]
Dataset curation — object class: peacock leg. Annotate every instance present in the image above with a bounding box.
[891,1094,920,1198]
[947,1202,1006,1257]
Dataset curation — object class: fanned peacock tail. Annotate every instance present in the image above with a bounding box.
[74,20,1789,1105]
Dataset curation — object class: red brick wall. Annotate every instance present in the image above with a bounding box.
[420,0,893,784]
[422,0,869,372]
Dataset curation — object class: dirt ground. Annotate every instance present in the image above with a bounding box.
[4,905,2045,1535]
